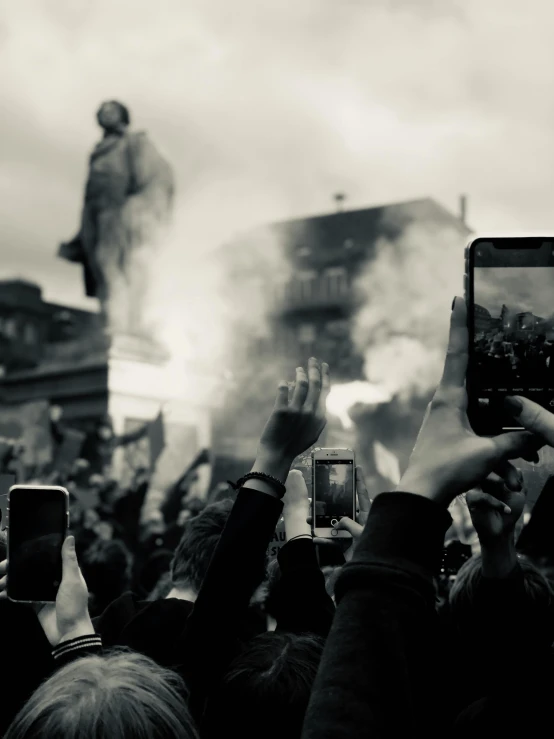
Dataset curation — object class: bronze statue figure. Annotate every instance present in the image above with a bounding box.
[59,101,174,337]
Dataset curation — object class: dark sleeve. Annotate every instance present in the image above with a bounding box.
[301,492,452,739]
[178,486,283,720]
[270,538,335,637]
[462,562,554,685]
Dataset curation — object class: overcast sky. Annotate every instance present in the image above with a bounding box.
[475,267,554,319]
[3,0,554,310]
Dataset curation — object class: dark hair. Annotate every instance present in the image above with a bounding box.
[96,101,131,126]
[80,539,132,617]
[4,650,198,739]
[170,499,234,593]
[204,632,324,739]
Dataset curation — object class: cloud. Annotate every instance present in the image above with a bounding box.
[475,267,554,319]
[2,0,554,310]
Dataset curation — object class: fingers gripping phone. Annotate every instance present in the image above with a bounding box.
[465,236,554,436]
[312,448,356,538]
[7,485,69,603]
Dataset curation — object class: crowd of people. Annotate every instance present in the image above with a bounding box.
[474,323,554,389]
[1,296,554,737]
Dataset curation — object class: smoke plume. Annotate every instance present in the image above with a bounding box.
[146,204,293,407]
[352,220,466,400]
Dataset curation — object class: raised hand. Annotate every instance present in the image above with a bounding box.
[466,471,526,544]
[37,536,93,646]
[253,358,330,484]
[397,298,542,507]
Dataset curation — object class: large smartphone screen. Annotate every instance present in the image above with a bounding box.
[7,487,68,602]
[313,459,355,528]
[468,238,554,434]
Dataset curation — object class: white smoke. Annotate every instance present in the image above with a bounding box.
[352,221,466,399]
[146,203,293,406]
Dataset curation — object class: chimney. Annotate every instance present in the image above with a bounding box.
[334,193,346,213]
[459,194,467,226]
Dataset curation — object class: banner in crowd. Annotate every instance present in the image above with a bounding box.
[0,400,52,469]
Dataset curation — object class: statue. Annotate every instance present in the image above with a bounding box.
[59,101,174,337]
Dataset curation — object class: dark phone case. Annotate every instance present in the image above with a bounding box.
[464,240,523,436]
[6,486,69,604]
[517,474,554,558]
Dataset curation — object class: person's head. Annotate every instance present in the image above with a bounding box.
[169,499,234,595]
[4,650,198,739]
[96,101,130,133]
[80,539,133,614]
[449,553,554,648]
[204,632,324,739]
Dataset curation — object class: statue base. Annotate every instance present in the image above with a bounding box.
[0,328,217,506]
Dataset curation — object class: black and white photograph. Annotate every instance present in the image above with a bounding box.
[474,267,554,391]
[3,1,554,737]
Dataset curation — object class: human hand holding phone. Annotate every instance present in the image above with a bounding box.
[333,466,372,561]
[36,536,93,647]
[397,298,542,507]
[283,470,312,541]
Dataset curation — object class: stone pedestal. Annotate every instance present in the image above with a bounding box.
[0,329,218,517]
[106,334,215,517]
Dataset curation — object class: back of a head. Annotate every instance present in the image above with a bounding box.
[204,632,324,739]
[449,553,554,648]
[170,499,234,592]
[5,650,198,739]
[81,539,132,608]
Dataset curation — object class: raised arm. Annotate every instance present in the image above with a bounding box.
[301,298,543,739]
[179,358,330,721]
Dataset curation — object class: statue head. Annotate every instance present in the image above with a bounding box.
[96,100,131,133]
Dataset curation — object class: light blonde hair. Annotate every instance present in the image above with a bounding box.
[449,553,553,625]
[5,649,198,739]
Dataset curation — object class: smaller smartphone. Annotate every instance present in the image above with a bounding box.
[7,485,69,603]
[312,448,356,538]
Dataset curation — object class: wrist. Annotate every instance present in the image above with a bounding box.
[480,534,517,578]
[58,617,95,644]
[396,471,453,507]
[284,510,311,539]
[251,452,293,484]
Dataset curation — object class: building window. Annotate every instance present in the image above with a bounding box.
[298,323,317,344]
[295,271,317,302]
[323,267,348,298]
[3,318,17,339]
[23,323,37,344]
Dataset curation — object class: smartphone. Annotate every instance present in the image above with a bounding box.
[465,235,554,435]
[312,448,356,538]
[7,485,69,603]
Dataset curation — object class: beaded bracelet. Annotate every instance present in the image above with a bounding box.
[228,471,287,498]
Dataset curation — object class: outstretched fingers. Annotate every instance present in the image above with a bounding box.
[289,367,310,411]
[303,358,322,412]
